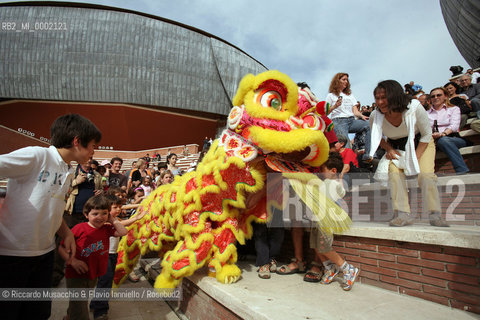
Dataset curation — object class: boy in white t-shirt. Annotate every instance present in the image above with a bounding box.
[0,114,102,320]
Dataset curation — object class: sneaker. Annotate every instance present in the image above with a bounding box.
[341,265,359,291]
[430,218,450,227]
[269,259,277,273]
[389,217,414,227]
[429,212,449,227]
[389,211,414,227]
[94,314,108,320]
[321,265,339,284]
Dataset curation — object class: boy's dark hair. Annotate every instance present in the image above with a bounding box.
[106,186,122,196]
[336,135,349,147]
[111,157,123,164]
[323,152,344,174]
[83,194,110,215]
[50,114,102,148]
[105,194,123,206]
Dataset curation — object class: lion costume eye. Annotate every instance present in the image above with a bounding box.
[255,89,283,111]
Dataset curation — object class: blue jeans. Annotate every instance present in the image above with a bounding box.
[436,136,469,173]
[332,117,371,159]
[89,253,118,318]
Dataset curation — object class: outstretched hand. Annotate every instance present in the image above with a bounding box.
[135,207,148,221]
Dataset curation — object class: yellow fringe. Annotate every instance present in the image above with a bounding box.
[283,173,352,235]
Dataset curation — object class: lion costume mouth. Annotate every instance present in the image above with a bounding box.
[220,70,333,170]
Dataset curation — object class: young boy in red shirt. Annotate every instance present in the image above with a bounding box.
[59,195,127,320]
[334,134,359,180]
[89,194,147,319]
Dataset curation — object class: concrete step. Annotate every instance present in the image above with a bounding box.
[466,117,477,126]
[436,144,480,160]
[49,269,180,320]
[460,129,479,138]
[137,259,477,320]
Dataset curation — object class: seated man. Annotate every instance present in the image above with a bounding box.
[459,74,480,119]
[427,87,469,174]
[417,93,430,111]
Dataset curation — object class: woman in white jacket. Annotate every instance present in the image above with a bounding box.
[369,80,448,227]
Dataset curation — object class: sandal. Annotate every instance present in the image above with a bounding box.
[303,261,323,283]
[269,259,278,273]
[276,258,306,275]
[128,272,140,282]
[257,264,271,279]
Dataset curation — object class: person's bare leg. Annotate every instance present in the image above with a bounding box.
[277,227,305,273]
[292,227,304,262]
[319,251,344,266]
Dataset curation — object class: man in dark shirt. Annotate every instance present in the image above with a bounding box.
[459,74,480,118]
[202,136,210,152]
[107,157,128,190]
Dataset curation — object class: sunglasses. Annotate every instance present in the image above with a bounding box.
[430,94,444,98]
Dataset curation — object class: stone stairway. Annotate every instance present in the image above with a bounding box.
[135,258,478,320]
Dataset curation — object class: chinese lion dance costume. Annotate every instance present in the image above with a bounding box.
[113,70,351,289]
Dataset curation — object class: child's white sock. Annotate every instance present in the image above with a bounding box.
[340,261,350,272]
[322,260,334,270]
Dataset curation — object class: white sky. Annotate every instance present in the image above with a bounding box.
[17,0,470,105]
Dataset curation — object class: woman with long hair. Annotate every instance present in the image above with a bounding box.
[444,81,471,129]
[166,153,182,176]
[369,80,448,227]
[127,158,150,191]
[326,73,372,162]
[427,87,469,174]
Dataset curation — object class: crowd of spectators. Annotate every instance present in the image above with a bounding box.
[329,66,480,179]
